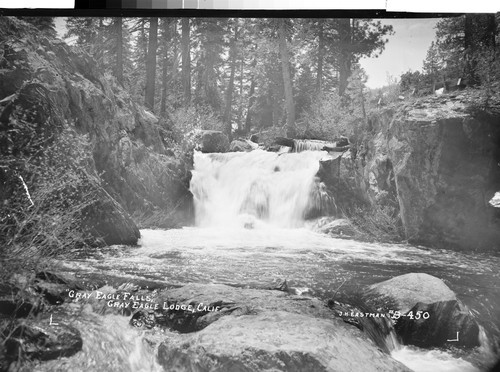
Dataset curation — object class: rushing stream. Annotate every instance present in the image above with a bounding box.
[55,150,500,372]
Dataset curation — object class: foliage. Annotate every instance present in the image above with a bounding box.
[299,92,355,141]
[347,204,405,243]
[299,65,369,141]
[0,124,98,278]
[400,14,499,96]
[166,104,224,152]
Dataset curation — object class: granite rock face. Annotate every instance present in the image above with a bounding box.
[0,17,193,246]
[343,92,500,251]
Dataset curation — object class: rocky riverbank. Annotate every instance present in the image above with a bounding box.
[2,269,490,371]
[339,91,500,251]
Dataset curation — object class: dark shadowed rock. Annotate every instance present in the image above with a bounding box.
[0,283,40,318]
[81,184,140,246]
[195,130,230,153]
[157,310,411,372]
[338,92,500,251]
[364,273,480,348]
[395,300,480,348]
[4,319,82,361]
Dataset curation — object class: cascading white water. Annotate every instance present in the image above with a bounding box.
[190,149,329,228]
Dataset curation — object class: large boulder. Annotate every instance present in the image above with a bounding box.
[157,311,411,372]
[151,284,410,372]
[364,273,480,348]
[195,130,230,153]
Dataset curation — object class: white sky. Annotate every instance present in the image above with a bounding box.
[360,18,439,88]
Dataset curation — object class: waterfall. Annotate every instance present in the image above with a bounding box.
[292,139,329,152]
[190,149,333,228]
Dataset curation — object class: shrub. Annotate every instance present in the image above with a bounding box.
[347,204,405,243]
[0,124,98,281]
[164,104,224,155]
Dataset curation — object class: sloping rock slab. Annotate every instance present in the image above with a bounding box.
[157,311,410,372]
[149,283,335,333]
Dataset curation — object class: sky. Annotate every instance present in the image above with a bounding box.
[54,17,440,89]
[360,18,439,89]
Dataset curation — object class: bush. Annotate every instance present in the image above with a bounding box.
[164,104,224,154]
[347,204,405,243]
[299,92,357,141]
[0,124,98,281]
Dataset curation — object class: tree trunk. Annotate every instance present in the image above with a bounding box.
[338,18,352,97]
[145,17,158,111]
[223,24,238,141]
[160,19,171,117]
[237,58,244,132]
[245,69,256,133]
[115,18,124,85]
[244,54,257,134]
[181,18,191,105]
[464,14,479,86]
[140,19,148,67]
[316,20,324,95]
[278,19,296,137]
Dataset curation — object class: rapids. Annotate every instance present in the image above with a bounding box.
[53,150,499,372]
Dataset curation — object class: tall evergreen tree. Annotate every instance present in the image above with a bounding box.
[145,17,158,111]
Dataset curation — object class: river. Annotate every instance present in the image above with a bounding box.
[52,150,500,371]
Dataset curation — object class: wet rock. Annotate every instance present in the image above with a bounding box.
[364,273,480,348]
[157,310,411,372]
[0,283,40,318]
[229,139,253,152]
[35,271,84,290]
[310,217,357,237]
[194,130,230,153]
[327,300,400,354]
[150,283,337,333]
[395,300,480,348]
[3,318,82,361]
[365,273,457,313]
[33,282,66,305]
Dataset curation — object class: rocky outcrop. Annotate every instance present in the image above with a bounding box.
[150,284,410,372]
[364,273,480,348]
[194,130,230,153]
[0,17,193,246]
[342,91,500,251]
